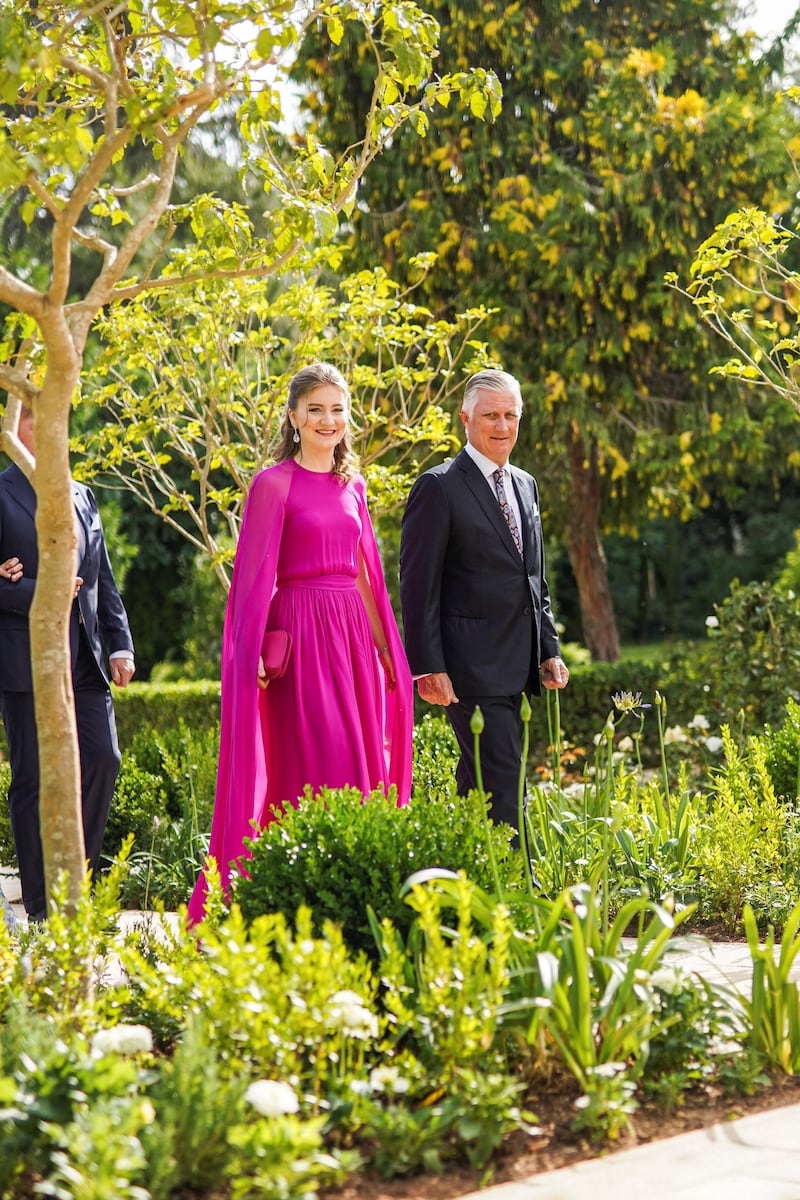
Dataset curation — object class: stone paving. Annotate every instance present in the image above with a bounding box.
[3,868,800,1199]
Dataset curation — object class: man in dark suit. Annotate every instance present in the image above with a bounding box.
[0,406,135,922]
[400,368,568,835]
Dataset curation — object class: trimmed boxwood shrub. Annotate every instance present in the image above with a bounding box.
[113,681,220,749]
[234,783,526,959]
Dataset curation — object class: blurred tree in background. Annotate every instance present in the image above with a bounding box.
[291,0,800,659]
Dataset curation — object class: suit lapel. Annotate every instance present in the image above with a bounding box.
[457,451,523,563]
[0,464,37,522]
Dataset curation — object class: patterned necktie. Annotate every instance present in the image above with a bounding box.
[493,467,523,555]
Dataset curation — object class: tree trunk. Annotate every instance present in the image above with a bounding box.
[30,332,86,915]
[563,422,621,663]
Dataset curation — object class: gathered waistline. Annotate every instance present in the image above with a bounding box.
[276,574,357,591]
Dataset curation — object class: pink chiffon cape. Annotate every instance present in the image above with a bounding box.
[187,461,413,924]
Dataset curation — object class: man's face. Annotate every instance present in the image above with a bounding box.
[18,411,35,456]
[460,389,522,467]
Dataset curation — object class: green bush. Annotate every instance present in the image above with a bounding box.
[760,697,800,800]
[234,785,525,959]
[410,712,460,799]
[102,722,219,908]
[102,757,169,861]
[112,681,220,750]
[679,579,800,732]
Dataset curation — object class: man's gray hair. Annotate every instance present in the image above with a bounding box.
[462,369,522,417]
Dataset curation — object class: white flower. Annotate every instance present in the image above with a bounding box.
[369,1066,411,1095]
[329,990,366,1007]
[245,1079,299,1118]
[327,992,379,1039]
[688,714,710,731]
[663,725,688,745]
[617,736,634,753]
[650,966,687,996]
[705,615,719,629]
[91,1024,153,1057]
[705,736,724,754]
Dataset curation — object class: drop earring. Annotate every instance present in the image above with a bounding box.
[292,426,300,444]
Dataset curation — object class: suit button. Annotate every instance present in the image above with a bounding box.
[523,606,531,615]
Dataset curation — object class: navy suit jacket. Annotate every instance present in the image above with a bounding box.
[0,464,133,692]
[399,449,560,698]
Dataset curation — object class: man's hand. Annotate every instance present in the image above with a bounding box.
[541,656,569,689]
[417,671,459,707]
[0,557,22,582]
[111,657,136,688]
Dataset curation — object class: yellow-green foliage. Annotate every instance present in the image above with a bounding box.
[697,728,785,929]
[377,873,513,1077]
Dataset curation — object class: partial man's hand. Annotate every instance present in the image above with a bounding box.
[0,557,23,582]
[541,657,569,689]
[73,575,84,599]
[111,657,136,688]
[417,671,459,707]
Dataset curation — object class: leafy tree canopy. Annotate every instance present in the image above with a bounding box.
[291,0,800,656]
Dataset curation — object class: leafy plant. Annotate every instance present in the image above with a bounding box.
[103,723,220,907]
[685,580,800,731]
[760,697,800,801]
[744,897,800,1075]
[696,728,787,931]
[235,784,524,959]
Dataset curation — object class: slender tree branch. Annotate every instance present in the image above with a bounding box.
[26,175,64,220]
[58,54,113,92]
[109,175,160,197]
[72,228,116,257]
[0,269,45,320]
[0,365,39,405]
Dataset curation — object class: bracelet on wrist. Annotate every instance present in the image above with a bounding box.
[377,643,389,656]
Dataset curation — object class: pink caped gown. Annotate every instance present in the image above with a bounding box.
[187,460,413,924]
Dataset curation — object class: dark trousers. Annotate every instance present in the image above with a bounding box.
[0,639,120,919]
[446,692,527,836]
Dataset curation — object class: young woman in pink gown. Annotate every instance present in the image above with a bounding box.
[188,364,413,923]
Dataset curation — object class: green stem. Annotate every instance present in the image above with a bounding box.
[518,693,537,897]
[472,706,502,896]
[655,691,673,835]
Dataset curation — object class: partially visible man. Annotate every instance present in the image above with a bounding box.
[0,407,135,923]
[0,557,22,931]
[400,368,568,837]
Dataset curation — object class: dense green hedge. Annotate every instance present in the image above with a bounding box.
[115,667,677,762]
[113,680,220,748]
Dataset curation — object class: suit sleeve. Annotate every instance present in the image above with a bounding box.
[0,487,35,615]
[0,576,35,615]
[87,489,135,657]
[528,476,560,664]
[399,471,452,677]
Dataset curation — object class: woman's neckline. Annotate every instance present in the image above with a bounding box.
[291,457,334,476]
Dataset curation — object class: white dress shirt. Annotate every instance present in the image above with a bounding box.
[464,442,524,540]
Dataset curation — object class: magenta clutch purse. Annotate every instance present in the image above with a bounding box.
[261,630,292,680]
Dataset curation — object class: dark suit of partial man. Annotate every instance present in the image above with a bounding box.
[400,369,567,836]
[0,460,134,921]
